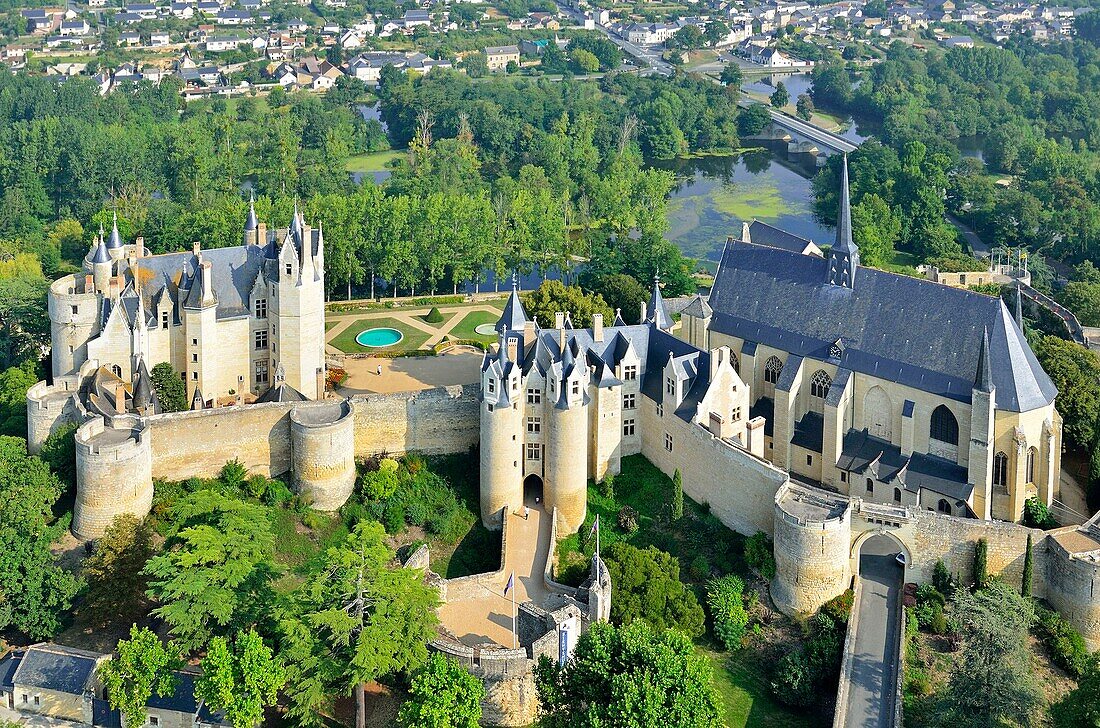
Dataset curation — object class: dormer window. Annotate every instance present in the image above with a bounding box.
[571,381,579,396]
[488,378,495,394]
[666,377,675,395]
[623,365,637,381]
[161,311,169,329]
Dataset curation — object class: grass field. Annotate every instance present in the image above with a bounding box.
[345,149,403,173]
[328,316,432,354]
[704,647,816,728]
[448,310,501,343]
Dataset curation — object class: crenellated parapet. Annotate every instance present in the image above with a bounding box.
[73,415,153,540]
[771,482,852,615]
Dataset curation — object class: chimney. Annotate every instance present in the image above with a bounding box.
[523,319,535,342]
[134,237,144,256]
[506,336,519,363]
[554,312,565,330]
[593,313,604,342]
[709,346,728,382]
[114,382,126,413]
[84,273,93,292]
[201,261,214,304]
[746,417,765,458]
[257,222,268,246]
[640,300,648,323]
[192,241,201,258]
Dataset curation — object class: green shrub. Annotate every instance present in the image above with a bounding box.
[301,509,327,531]
[770,651,816,708]
[1034,605,1090,677]
[932,559,954,597]
[617,505,639,533]
[1022,497,1058,530]
[930,608,948,635]
[424,306,445,323]
[744,532,776,580]
[916,584,945,607]
[689,555,710,580]
[263,478,293,507]
[362,468,400,500]
[245,474,268,498]
[220,458,248,492]
[707,574,749,650]
[603,542,706,638]
[600,473,615,499]
[384,501,406,534]
[671,468,683,521]
[973,537,989,588]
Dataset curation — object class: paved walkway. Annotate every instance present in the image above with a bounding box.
[436,497,553,648]
[843,535,904,728]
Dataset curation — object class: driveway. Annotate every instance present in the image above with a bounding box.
[844,535,904,728]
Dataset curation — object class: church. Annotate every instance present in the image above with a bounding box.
[46,199,327,410]
[679,159,1060,523]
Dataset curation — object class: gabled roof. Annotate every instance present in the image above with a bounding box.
[12,644,101,695]
[748,220,820,255]
[708,238,1056,412]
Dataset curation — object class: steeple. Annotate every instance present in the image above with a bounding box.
[494,270,529,334]
[974,326,994,393]
[90,232,110,264]
[290,199,302,242]
[106,211,123,250]
[645,268,672,330]
[244,190,258,238]
[825,155,859,289]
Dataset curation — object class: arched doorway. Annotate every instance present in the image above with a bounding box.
[864,386,892,441]
[523,473,543,506]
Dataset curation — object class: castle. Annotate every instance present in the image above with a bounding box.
[24,166,1100,685]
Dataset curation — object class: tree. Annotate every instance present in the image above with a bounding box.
[719,64,743,93]
[0,360,39,435]
[397,652,484,728]
[704,20,729,47]
[281,520,440,728]
[151,362,188,412]
[571,48,599,74]
[973,538,988,589]
[851,193,900,267]
[0,436,80,639]
[737,104,771,136]
[795,93,815,121]
[770,82,789,109]
[82,514,155,627]
[1051,654,1100,727]
[101,626,183,728]
[143,490,277,653]
[602,542,705,637]
[197,629,285,728]
[38,420,78,490]
[669,25,704,50]
[671,468,683,521]
[535,621,721,727]
[462,52,487,78]
[1021,533,1033,598]
[707,575,749,650]
[1034,336,1100,450]
[588,273,646,324]
[520,280,613,329]
[936,581,1043,727]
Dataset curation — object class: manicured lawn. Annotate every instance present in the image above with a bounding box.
[345,149,403,173]
[448,310,501,343]
[328,316,432,354]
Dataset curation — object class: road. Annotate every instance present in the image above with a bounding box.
[844,535,904,728]
[551,1,673,76]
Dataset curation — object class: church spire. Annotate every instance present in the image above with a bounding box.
[494,270,529,334]
[974,326,994,393]
[826,155,860,289]
[646,268,672,331]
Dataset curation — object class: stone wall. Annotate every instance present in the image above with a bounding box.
[771,484,853,615]
[290,401,356,511]
[350,385,480,457]
[1046,535,1100,651]
[73,416,153,540]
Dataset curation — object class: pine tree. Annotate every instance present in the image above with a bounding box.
[1021,533,1033,597]
[973,538,989,589]
[671,469,683,521]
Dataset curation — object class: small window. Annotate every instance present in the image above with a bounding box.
[806,454,812,466]
[21,694,27,704]
[191,371,198,380]
[866,478,873,494]
[254,298,267,318]
[487,403,494,412]
[255,330,268,350]
[893,487,902,503]
[284,263,292,275]
[527,417,541,434]
[666,377,675,395]
[937,499,951,514]
[731,406,741,422]
[623,418,635,436]
[111,364,122,377]
[526,443,540,460]
[161,311,169,329]
[657,403,664,417]
[68,345,73,353]
[623,365,637,381]
[33,696,39,706]
[664,433,673,452]
[191,338,198,346]
[840,471,847,483]
[1026,447,1037,484]
[487,379,495,394]
[191,353,198,363]
[571,381,579,395]
[149,717,159,726]
[71,304,78,315]
[527,388,541,404]
[623,393,636,410]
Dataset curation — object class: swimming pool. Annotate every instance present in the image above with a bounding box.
[355,327,404,348]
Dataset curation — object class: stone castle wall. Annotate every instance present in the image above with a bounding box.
[73,416,153,540]
[291,401,356,511]
[771,486,853,615]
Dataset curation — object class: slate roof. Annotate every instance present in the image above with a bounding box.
[748,220,820,255]
[681,295,712,319]
[12,644,100,695]
[836,429,973,502]
[495,281,528,334]
[0,650,22,689]
[708,239,1057,412]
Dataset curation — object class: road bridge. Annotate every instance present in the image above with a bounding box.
[739,98,858,155]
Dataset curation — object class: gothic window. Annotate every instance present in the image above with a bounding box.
[810,370,832,399]
[1026,446,1037,484]
[731,353,739,374]
[893,487,902,503]
[993,451,1008,488]
[866,478,874,494]
[764,356,783,384]
[930,405,959,445]
[938,499,951,514]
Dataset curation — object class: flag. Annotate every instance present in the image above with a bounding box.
[504,571,514,596]
[589,515,599,537]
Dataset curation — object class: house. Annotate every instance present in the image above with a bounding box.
[339,29,363,48]
[321,22,340,34]
[343,51,449,82]
[286,17,309,31]
[45,34,85,48]
[1,644,107,723]
[60,19,91,35]
[22,9,54,33]
[484,44,519,70]
[119,31,142,46]
[170,1,194,17]
[114,12,144,24]
[150,31,171,45]
[125,3,159,19]
[944,34,974,47]
[88,0,108,7]
[216,9,251,24]
[751,46,797,67]
[401,9,430,26]
[354,17,375,35]
[205,35,245,51]
[196,1,222,14]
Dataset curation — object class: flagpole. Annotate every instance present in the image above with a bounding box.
[595,514,600,562]
[511,576,516,649]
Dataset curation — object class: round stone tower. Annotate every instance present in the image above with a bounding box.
[73,417,153,540]
[290,400,356,511]
[48,275,101,379]
[480,343,523,529]
[545,339,589,533]
[771,484,852,615]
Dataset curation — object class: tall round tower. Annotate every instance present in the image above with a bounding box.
[545,338,589,533]
[48,275,101,379]
[480,339,522,529]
